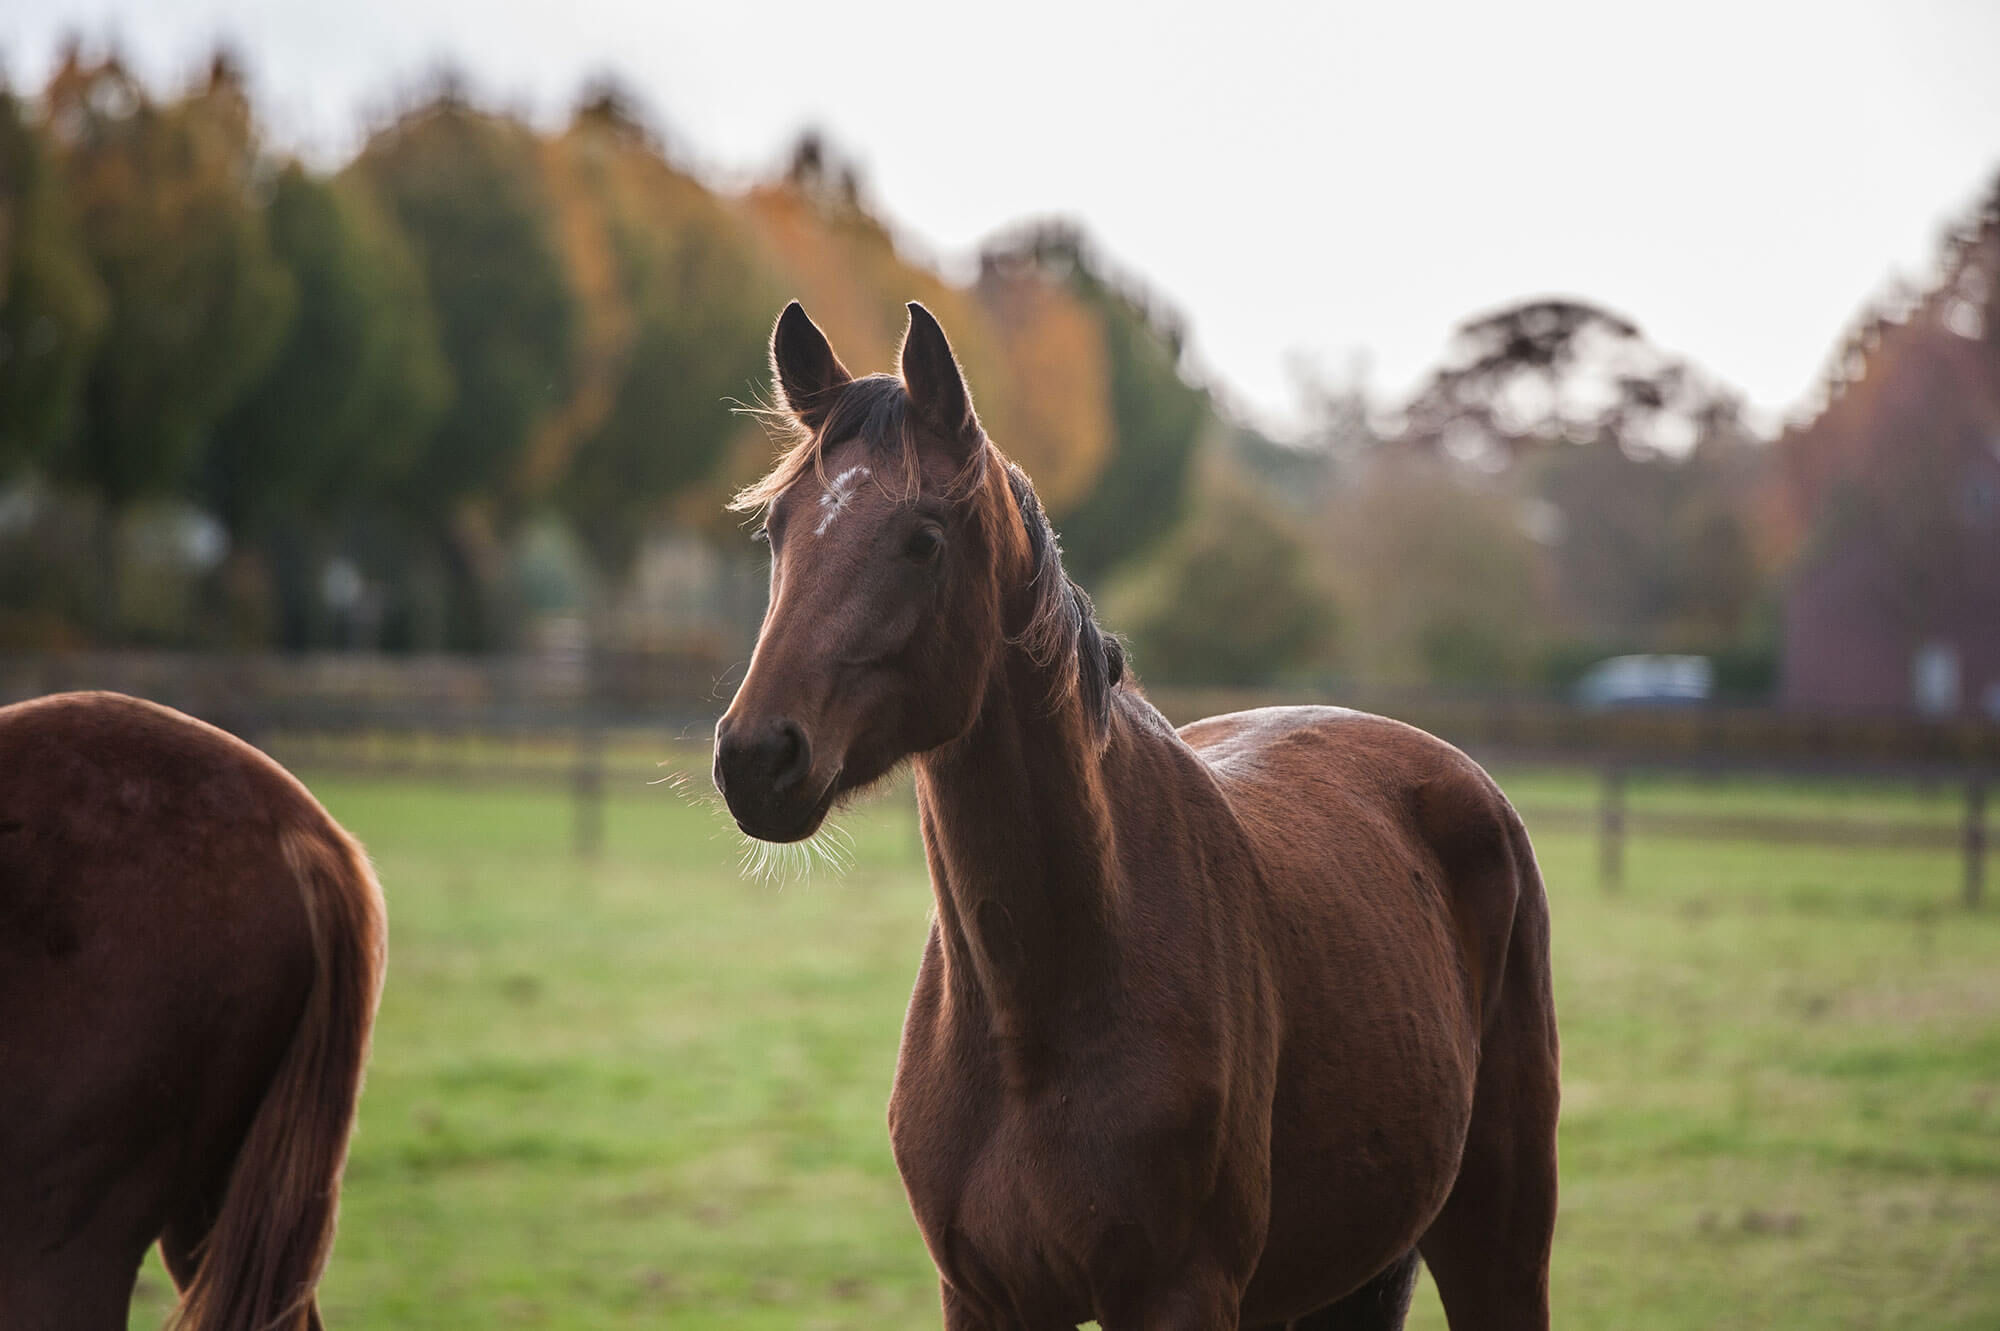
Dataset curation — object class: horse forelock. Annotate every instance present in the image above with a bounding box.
[730,374,984,516]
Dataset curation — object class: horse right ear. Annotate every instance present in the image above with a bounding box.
[771,301,852,430]
[899,301,981,454]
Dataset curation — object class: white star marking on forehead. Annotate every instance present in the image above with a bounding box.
[814,465,871,536]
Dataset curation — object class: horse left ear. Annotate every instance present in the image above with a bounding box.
[900,302,981,454]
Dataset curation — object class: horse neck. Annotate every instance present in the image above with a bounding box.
[912,648,1121,1054]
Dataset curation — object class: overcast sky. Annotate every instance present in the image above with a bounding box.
[7,0,1999,434]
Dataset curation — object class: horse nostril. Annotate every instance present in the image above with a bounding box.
[714,715,813,807]
[770,719,811,793]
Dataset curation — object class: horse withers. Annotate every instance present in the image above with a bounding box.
[714,302,1559,1330]
[0,691,385,1330]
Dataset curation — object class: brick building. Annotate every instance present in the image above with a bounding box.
[1772,259,2000,716]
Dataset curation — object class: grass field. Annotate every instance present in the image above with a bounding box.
[128,755,2000,1329]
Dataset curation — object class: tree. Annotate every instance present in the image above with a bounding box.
[1401,299,1748,463]
[986,224,1211,583]
[1111,465,1334,684]
[350,89,578,647]
[737,133,1003,379]
[537,93,775,578]
[39,52,296,636]
[0,85,107,472]
[731,132,1079,500]
[1532,433,1758,650]
[975,249,1115,512]
[1316,452,1549,688]
[1932,172,2000,356]
[42,54,295,506]
[1397,298,1765,655]
[203,163,451,644]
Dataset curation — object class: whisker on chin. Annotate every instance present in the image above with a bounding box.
[655,751,856,885]
[806,821,856,877]
[733,814,855,887]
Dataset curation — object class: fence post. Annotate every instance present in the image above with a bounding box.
[1967,771,1987,910]
[573,720,605,860]
[1599,763,1625,892]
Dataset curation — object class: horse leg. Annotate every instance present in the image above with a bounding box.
[1104,1284,1241,1331]
[0,1238,147,1331]
[1416,899,1559,1330]
[942,1276,1084,1331]
[1275,1250,1421,1331]
[1097,1260,1245,1331]
[0,1142,171,1331]
[940,1280,999,1331]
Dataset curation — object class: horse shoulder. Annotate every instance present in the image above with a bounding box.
[1181,706,1529,1031]
[1177,705,1439,891]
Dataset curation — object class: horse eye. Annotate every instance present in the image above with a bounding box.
[750,525,770,545]
[904,527,943,563]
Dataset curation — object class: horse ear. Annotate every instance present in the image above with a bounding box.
[771,301,851,429]
[899,301,980,452]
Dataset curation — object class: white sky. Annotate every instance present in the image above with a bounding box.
[7,0,1999,435]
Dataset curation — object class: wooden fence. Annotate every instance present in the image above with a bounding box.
[1,655,1991,904]
[251,701,1989,909]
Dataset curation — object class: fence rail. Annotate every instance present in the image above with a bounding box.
[1,654,1990,904]
[258,727,1989,912]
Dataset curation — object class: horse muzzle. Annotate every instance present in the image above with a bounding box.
[713,713,834,842]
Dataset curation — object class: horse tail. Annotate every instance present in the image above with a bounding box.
[168,818,387,1331]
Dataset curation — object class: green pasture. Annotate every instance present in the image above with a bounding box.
[130,758,1999,1329]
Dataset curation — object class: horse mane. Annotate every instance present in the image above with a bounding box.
[1004,462,1126,742]
[732,374,1124,741]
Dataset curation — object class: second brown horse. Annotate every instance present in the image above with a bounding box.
[715,302,1559,1330]
[0,692,384,1330]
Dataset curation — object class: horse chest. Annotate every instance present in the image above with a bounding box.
[890,1033,1248,1321]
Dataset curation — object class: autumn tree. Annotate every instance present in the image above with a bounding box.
[738,134,991,377]
[537,91,775,578]
[975,248,1115,511]
[728,133,1113,503]
[986,224,1212,583]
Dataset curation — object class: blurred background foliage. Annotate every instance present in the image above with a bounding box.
[3,48,1996,699]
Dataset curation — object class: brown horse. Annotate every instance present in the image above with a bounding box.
[715,302,1559,1330]
[0,691,385,1330]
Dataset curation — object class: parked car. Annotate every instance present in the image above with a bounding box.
[1574,654,1714,708]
